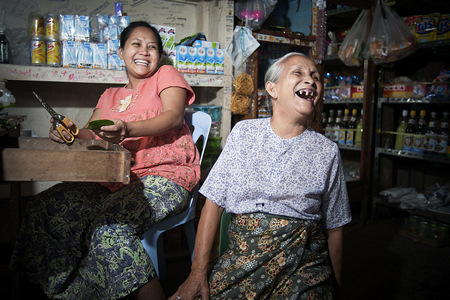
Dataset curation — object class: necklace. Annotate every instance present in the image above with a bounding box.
[111,89,139,113]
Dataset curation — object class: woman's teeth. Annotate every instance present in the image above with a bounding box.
[134,60,149,66]
[296,90,314,99]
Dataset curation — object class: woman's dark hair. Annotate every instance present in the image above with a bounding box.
[119,21,163,57]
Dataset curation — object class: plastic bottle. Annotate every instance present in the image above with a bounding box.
[0,28,9,64]
[435,112,449,156]
[403,110,416,152]
[412,110,426,154]
[395,110,408,150]
[325,109,335,140]
[333,109,343,143]
[424,112,438,155]
[355,109,363,146]
[340,109,350,144]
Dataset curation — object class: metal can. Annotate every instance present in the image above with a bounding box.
[46,39,61,66]
[30,37,46,65]
[28,13,45,38]
[45,14,59,39]
[418,221,430,238]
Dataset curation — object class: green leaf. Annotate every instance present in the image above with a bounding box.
[87,119,114,130]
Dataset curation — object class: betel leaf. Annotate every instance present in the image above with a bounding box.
[87,119,114,130]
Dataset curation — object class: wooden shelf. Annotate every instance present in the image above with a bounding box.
[0,64,231,88]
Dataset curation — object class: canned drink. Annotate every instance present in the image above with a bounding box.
[28,13,45,38]
[418,221,430,238]
[47,39,61,66]
[45,14,60,39]
[30,38,46,65]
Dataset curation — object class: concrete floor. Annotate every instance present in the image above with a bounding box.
[2,203,450,299]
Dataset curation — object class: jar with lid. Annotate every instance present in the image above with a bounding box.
[0,28,9,63]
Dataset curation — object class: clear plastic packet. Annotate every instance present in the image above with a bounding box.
[234,0,277,30]
[338,9,368,67]
[367,0,416,65]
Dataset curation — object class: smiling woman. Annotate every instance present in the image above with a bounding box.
[170,52,351,300]
[10,21,200,300]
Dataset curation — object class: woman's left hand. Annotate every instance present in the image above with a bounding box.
[93,119,128,144]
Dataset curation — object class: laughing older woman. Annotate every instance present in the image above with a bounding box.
[171,52,352,300]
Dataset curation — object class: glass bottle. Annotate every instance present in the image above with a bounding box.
[355,109,363,146]
[346,109,357,145]
[436,112,449,156]
[0,28,9,64]
[424,111,438,155]
[325,109,335,140]
[412,110,426,154]
[403,110,416,152]
[339,109,349,144]
[333,109,343,143]
[395,110,408,151]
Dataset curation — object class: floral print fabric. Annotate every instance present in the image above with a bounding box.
[199,118,352,229]
[209,213,333,300]
[9,176,189,300]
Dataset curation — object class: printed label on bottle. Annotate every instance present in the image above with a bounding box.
[435,134,447,154]
[346,131,354,145]
[423,133,436,152]
[412,136,424,153]
[403,135,413,152]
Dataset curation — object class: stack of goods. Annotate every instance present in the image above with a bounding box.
[230,73,254,115]
[383,70,450,100]
[28,3,130,70]
[176,38,223,74]
[323,73,364,101]
[404,13,450,43]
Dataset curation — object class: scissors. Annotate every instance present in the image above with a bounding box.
[33,91,79,144]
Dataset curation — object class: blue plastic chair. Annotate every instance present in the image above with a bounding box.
[140,110,211,280]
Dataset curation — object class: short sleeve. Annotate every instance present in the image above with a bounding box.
[321,149,352,229]
[157,65,195,106]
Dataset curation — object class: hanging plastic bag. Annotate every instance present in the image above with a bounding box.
[225,26,260,69]
[367,0,416,65]
[338,9,369,67]
[235,0,278,30]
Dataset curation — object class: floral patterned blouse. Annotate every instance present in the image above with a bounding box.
[95,65,200,192]
[199,118,352,229]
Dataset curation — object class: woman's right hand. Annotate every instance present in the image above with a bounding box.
[49,118,72,143]
[168,270,210,300]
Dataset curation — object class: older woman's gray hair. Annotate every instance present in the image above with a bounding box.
[262,52,308,114]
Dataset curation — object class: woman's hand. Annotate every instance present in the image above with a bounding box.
[168,269,210,300]
[93,119,128,144]
[49,118,75,143]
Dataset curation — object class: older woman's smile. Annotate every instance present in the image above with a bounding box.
[296,89,315,100]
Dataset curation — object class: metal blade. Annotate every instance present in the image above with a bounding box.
[33,91,57,116]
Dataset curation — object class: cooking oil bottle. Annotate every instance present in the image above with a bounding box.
[395,110,409,150]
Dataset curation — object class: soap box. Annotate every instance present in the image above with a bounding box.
[351,85,364,98]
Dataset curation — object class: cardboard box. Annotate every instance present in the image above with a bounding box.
[383,84,414,98]
[352,85,364,98]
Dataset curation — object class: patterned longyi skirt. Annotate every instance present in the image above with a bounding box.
[209,213,334,300]
[9,175,189,300]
